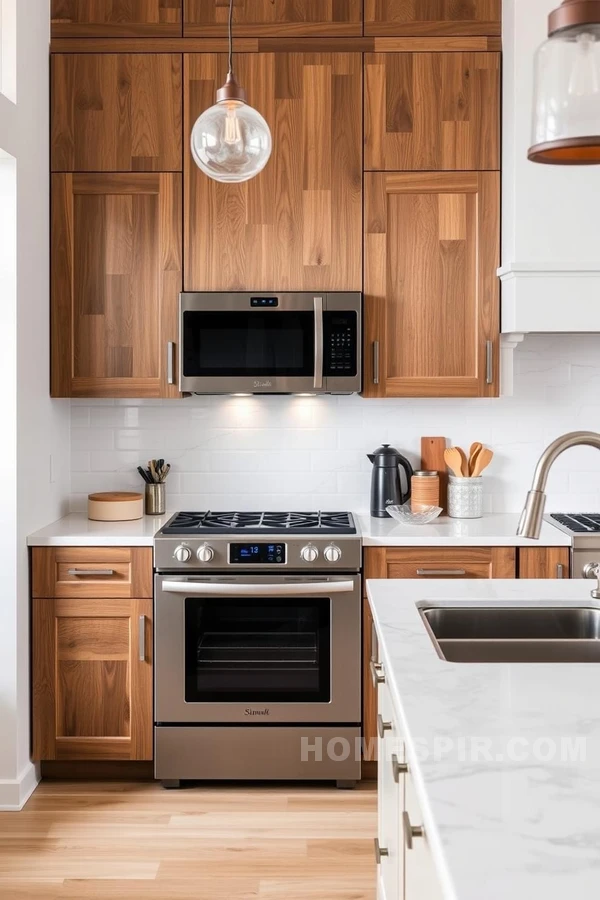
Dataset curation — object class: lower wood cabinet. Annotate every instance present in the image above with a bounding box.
[33,596,153,761]
[518,547,570,579]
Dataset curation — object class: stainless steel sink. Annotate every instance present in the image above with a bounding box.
[420,606,600,663]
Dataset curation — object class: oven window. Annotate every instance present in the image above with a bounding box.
[184,597,331,703]
[183,310,314,377]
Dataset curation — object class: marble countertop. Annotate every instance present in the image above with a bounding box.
[27,513,170,546]
[357,512,570,546]
[367,578,600,900]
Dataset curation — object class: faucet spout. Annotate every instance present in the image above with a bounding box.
[517,431,600,539]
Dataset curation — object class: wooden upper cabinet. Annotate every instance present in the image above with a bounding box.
[363,171,499,398]
[519,548,570,579]
[364,51,500,171]
[364,0,501,36]
[51,54,183,172]
[51,173,182,398]
[184,0,362,36]
[51,0,182,36]
[184,53,362,292]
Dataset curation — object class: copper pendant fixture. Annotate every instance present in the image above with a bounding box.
[529,0,600,164]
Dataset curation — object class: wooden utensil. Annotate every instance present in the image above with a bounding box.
[444,447,465,478]
[456,447,469,477]
[421,436,448,511]
[471,448,493,477]
[468,442,483,477]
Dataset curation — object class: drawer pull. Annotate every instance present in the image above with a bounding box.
[67,568,116,577]
[391,754,408,783]
[403,812,424,850]
[377,714,392,738]
[374,838,389,864]
[416,568,467,577]
[556,563,565,579]
[139,615,146,662]
[370,659,385,686]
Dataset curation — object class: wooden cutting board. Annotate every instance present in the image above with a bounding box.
[420,437,448,512]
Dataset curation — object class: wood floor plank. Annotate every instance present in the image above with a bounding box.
[0,782,377,899]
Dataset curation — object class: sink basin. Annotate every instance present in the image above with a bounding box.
[420,606,600,663]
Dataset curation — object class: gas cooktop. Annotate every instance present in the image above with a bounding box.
[160,511,357,536]
[549,513,600,534]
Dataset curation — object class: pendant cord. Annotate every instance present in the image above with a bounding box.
[228,0,234,76]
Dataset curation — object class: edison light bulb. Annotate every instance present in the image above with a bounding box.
[191,98,272,184]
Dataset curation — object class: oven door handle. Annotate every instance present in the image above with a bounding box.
[160,580,356,596]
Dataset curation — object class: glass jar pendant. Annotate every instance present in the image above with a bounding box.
[529,0,600,164]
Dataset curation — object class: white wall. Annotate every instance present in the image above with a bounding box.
[70,335,600,517]
[0,1,70,810]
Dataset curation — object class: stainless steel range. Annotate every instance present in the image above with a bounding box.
[154,511,362,788]
[547,514,600,577]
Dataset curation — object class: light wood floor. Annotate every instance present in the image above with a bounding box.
[0,781,377,899]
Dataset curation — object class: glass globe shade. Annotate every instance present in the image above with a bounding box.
[191,99,272,183]
[529,24,600,163]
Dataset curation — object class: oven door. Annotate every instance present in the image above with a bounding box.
[154,574,361,724]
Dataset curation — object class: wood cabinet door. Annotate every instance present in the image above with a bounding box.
[51,54,182,172]
[33,598,153,761]
[51,172,181,398]
[184,53,362,292]
[364,51,500,171]
[185,0,362,35]
[364,171,499,398]
[364,0,501,36]
[519,548,571,579]
[51,0,182,37]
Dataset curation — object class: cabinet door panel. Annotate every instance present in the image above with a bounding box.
[365,51,500,171]
[185,0,362,36]
[51,173,181,398]
[33,598,153,761]
[184,53,362,292]
[365,0,501,36]
[51,0,182,37]
[364,171,499,398]
[52,54,182,172]
[404,773,444,899]
[519,548,570,579]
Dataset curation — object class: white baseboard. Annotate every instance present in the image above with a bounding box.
[0,761,40,810]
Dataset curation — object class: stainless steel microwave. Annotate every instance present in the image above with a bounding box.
[179,292,362,395]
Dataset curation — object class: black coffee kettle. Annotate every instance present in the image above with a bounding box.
[367,444,414,518]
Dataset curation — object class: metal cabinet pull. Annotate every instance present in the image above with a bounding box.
[377,714,392,738]
[370,659,385,686]
[556,563,565,579]
[416,568,467,577]
[391,754,408,783]
[313,296,324,389]
[374,838,389,864]
[373,340,380,385]
[167,341,176,385]
[403,812,424,850]
[139,615,146,662]
[485,340,493,385]
[67,568,115,577]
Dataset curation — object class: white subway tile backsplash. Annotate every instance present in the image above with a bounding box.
[69,335,600,514]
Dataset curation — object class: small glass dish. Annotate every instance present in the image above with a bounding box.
[386,504,443,525]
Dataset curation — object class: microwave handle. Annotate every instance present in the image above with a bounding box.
[161,580,355,597]
[313,296,324,390]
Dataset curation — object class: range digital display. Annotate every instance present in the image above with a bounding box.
[229,543,286,564]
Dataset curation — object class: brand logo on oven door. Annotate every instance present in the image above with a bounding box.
[253,380,272,388]
[245,708,270,716]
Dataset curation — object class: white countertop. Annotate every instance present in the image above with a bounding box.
[368,578,600,900]
[357,512,570,546]
[27,513,170,546]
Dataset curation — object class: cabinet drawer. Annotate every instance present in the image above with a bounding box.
[32,547,153,599]
[366,546,516,580]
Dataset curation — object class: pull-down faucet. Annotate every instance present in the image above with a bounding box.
[517,431,600,539]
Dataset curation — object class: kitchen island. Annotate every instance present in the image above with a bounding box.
[367,578,600,900]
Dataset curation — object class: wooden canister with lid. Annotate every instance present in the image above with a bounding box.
[410,471,440,511]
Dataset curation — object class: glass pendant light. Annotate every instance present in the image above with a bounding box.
[190,0,272,183]
[529,0,600,164]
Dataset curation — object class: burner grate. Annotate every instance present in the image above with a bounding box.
[550,513,600,533]
[162,510,356,535]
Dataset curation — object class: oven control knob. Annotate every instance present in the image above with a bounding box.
[173,544,192,563]
[324,544,342,563]
[301,544,319,563]
[197,543,215,563]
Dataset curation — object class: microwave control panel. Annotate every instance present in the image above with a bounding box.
[323,311,358,377]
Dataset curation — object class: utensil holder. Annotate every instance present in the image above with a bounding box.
[145,483,165,516]
[448,476,483,519]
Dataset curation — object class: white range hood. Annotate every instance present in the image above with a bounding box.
[500,0,600,346]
